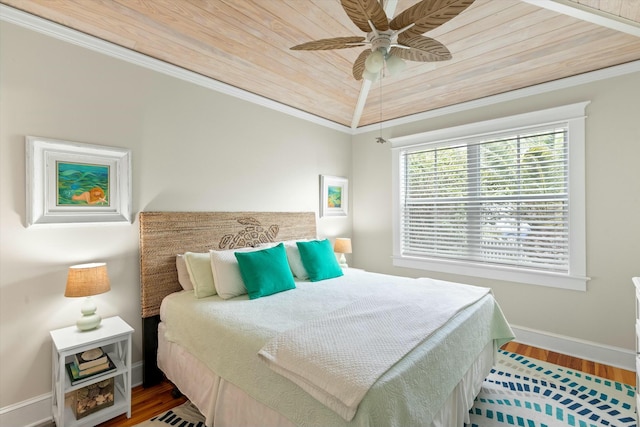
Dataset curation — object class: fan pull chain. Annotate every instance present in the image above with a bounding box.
[376,72,387,144]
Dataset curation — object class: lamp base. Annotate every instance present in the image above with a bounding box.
[338,253,348,269]
[77,314,102,331]
[76,297,102,331]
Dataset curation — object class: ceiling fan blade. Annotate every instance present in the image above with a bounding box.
[352,49,370,80]
[291,36,366,50]
[389,0,475,39]
[391,35,451,62]
[341,0,389,33]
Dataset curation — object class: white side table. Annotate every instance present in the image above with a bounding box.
[50,316,133,427]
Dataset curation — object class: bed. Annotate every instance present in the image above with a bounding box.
[139,211,514,427]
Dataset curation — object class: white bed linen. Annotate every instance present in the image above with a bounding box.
[158,269,513,426]
[158,321,496,427]
[258,281,491,421]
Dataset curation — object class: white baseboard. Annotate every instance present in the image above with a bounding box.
[0,361,143,427]
[510,324,636,372]
[0,392,52,427]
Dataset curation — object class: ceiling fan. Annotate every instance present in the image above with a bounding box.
[291,0,475,81]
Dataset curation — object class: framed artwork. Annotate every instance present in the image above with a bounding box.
[320,175,348,217]
[26,136,132,226]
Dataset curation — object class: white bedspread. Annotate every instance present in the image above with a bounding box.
[259,280,490,420]
[160,269,514,427]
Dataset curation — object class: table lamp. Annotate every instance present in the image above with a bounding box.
[65,262,111,331]
[334,238,352,269]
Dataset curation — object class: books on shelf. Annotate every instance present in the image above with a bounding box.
[66,351,116,385]
[74,347,108,370]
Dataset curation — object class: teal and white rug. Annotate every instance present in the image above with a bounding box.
[469,350,637,427]
[138,350,636,427]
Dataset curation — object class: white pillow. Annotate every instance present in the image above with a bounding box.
[283,240,310,280]
[257,240,310,279]
[176,254,194,291]
[184,252,216,298]
[210,247,262,300]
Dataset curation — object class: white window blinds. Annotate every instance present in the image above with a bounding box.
[391,103,589,290]
[399,126,569,272]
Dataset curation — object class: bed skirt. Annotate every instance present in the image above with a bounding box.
[158,322,495,427]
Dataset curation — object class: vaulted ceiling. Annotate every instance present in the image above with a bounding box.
[2,0,640,130]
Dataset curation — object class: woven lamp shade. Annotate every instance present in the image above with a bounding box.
[65,263,111,297]
[334,238,352,254]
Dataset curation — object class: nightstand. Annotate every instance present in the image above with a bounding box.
[50,316,133,427]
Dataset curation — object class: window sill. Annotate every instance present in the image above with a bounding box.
[392,256,589,291]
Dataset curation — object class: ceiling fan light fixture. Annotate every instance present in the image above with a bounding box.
[385,54,406,76]
[364,50,385,73]
[362,69,380,82]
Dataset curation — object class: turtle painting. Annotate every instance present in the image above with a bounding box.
[219,217,279,249]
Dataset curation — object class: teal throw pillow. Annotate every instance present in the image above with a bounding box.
[296,239,344,282]
[235,243,296,299]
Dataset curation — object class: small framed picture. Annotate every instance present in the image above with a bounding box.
[26,136,132,226]
[320,175,348,217]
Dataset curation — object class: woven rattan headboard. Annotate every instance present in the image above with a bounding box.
[139,211,317,318]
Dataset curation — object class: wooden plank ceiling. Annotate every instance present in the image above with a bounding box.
[2,0,640,129]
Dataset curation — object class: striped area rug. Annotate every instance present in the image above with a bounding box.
[136,350,636,427]
[134,401,205,427]
[469,350,637,427]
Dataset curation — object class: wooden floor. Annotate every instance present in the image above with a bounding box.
[97,342,635,427]
[97,380,187,427]
[501,341,636,385]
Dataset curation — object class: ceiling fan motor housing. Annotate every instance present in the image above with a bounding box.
[368,30,394,54]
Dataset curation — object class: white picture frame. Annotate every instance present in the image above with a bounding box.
[320,175,348,218]
[26,136,132,227]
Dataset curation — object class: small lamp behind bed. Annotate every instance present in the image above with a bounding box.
[65,262,111,331]
[334,238,352,269]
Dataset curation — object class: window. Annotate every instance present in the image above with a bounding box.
[391,103,589,290]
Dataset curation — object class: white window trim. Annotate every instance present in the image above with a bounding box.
[391,102,590,291]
